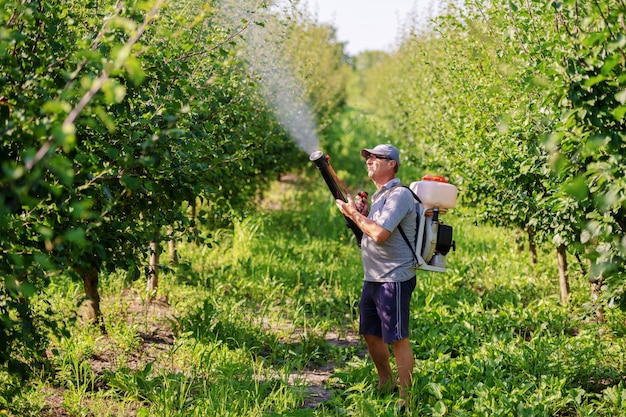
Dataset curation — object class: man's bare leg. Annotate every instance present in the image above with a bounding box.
[363,334,396,390]
[392,337,414,399]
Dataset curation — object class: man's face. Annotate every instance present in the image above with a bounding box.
[365,153,395,179]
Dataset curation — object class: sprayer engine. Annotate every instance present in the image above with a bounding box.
[410,176,458,272]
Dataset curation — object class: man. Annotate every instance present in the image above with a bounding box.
[335,143,416,405]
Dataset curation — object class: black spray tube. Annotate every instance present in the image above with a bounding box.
[309,151,363,246]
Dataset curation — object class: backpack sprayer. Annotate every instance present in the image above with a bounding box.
[407,175,457,272]
[310,151,458,272]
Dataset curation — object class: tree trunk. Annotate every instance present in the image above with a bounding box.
[147,240,159,292]
[528,227,537,267]
[168,239,178,264]
[557,244,570,305]
[78,267,106,333]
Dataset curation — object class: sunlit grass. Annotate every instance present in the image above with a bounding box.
[6,175,626,416]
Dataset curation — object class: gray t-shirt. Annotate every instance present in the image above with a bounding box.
[361,178,417,283]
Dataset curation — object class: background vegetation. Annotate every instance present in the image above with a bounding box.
[1,0,625,415]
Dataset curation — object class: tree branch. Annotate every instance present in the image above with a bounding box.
[26,0,165,172]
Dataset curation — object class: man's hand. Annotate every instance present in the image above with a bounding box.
[355,191,369,215]
[336,193,391,244]
[336,194,357,218]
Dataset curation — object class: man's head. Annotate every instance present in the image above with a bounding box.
[361,144,400,187]
[361,144,400,174]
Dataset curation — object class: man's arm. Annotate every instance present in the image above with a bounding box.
[336,195,391,243]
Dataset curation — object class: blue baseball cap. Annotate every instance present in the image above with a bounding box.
[361,144,400,166]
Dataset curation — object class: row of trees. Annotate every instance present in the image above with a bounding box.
[5,0,625,392]
[364,0,626,312]
[0,0,349,380]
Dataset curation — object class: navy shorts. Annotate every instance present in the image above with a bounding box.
[359,276,416,344]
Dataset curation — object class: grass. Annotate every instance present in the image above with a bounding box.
[2,171,626,416]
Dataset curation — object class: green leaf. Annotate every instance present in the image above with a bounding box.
[601,53,620,75]
[123,54,146,85]
[612,105,626,121]
[584,74,606,88]
[51,123,76,152]
[17,281,36,298]
[34,252,56,271]
[426,382,445,399]
[433,400,448,416]
[48,154,75,187]
[120,174,141,190]
[102,79,126,104]
[615,88,626,104]
[41,100,71,115]
[70,199,94,219]
[563,176,589,201]
[64,228,86,246]
[94,106,116,132]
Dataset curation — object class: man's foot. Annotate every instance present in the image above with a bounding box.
[376,379,398,394]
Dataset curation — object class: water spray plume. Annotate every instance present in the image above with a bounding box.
[220,0,320,154]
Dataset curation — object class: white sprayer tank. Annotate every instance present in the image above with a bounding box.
[409,175,458,210]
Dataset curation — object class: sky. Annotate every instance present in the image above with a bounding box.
[306,0,442,55]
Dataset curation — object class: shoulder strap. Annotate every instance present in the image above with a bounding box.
[398,224,418,264]
[383,184,422,204]
[402,185,422,204]
[395,185,421,264]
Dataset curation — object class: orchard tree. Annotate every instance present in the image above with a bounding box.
[375,0,626,312]
[0,0,301,378]
[548,0,626,310]
[363,0,596,305]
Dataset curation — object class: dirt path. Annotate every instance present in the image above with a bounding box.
[294,331,362,409]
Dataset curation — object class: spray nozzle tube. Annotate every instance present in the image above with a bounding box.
[310,151,364,246]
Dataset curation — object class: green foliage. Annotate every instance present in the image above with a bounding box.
[362,0,626,308]
[0,0,302,382]
[2,174,626,416]
[546,0,626,304]
[3,0,626,415]
[282,10,351,132]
